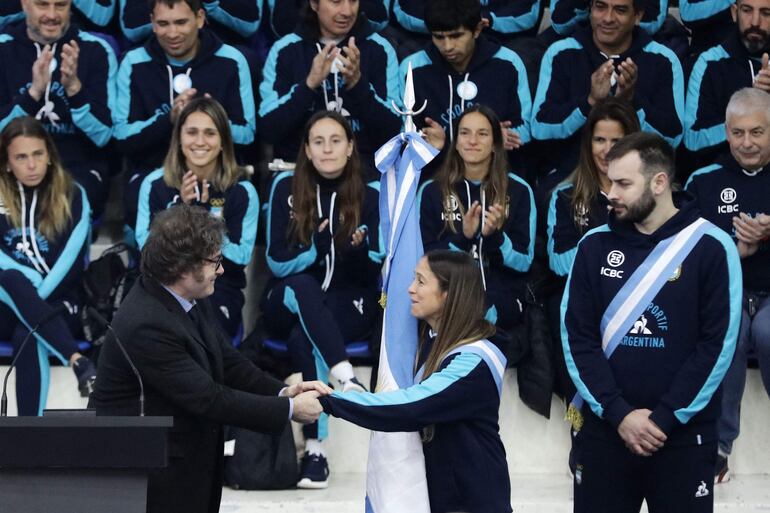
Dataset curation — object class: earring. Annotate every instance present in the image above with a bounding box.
[347,154,351,160]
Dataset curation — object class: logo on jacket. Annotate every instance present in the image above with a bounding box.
[353,297,364,315]
[621,303,668,348]
[442,195,461,222]
[695,481,710,498]
[718,188,739,214]
[287,194,295,219]
[601,250,625,278]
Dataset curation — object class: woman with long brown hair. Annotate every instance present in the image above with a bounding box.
[419,104,535,331]
[321,250,511,513]
[135,97,258,338]
[546,98,641,277]
[261,110,383,488]
[0,116,95,415]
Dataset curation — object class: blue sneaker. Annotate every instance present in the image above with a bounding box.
[73,356,96,398]
[297,452,329,489]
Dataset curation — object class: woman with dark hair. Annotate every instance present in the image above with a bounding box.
[0,116,95,415]
[419,104,535,331]
[322,249,511,513]
[135,97,258,338]
[262,110,383,488]
[545,98,640,400]
[546,98,641,277]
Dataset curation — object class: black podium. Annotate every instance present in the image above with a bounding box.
[0,415,172,513]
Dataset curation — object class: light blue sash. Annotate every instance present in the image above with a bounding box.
[414,339,507,397]
[568,218,710,427]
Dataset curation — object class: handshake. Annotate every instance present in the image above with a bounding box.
[281,381,334,423]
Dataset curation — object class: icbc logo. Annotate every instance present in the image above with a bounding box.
[601,250,625,278]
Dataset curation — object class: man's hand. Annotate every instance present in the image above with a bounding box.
[615,58,637,102]
[350,226,367,247]
[306,42,338,90]
[481,204,506,237]
[291,390,323,423]
[618,409,667,456]
[170,88,198,124]
[339,37,362,90]
[60,40,82,97]
[282,380,333,398]
[733,212,766,245]
[500,121,522,150]
[754,53,770,92]
[29,45,54,102]
[588,60,614,106]
[179,170,209,204]
[421,116,446,151]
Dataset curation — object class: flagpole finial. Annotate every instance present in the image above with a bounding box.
[392,62,427,134]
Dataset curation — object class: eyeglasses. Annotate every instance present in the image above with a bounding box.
[203,254,224,271]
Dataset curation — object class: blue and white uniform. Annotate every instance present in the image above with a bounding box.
[562,196,741,511]
[135,169,259,338]
[321,337,511,513]
[0,22,117,216]
[0,182,91,415]
[418,174,535,329]
[262,171,383,439]
[685,155,770,458]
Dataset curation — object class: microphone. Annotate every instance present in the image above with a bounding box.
[2,304,68,416]
[86,307,145,417]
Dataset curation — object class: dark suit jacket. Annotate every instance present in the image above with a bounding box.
[89,276,289,513]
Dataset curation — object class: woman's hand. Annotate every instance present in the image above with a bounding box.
[180,170,209,204]
[481,204,505,237]
[350,226,367,247]
[462,201,482,239]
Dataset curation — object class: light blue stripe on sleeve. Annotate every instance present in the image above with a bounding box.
[329,352,484,407]
[118,0,152,42]
[639,0,667,34]
[674,227,742,423]
[135,168,165,249]
[684,45,729,151]
[265,172,318,277]
[546,182,576,276]
[38,185,91,300]
[259,34,302,117]
[392,0,428,33]
[684,163,721,190]
[531,38,587,140]
[204,0,261,37]
[0,12,24,31]
[74,0,116,26]
[113,48,159,140]
[560,224,611,418]
[640,42,685,148]
[490,0,540,33]
[0,252,43,287]
[367,33,400,113]
[215,45,256,144]
[223,181,259,265]
[70,31,118,147]
[494,48,533,144]
[548,0,588,34]
[499,173,535,271]
[679,0,733,22]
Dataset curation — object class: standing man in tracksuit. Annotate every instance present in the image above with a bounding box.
[532,0,684,183]
[685,88,770,484]
[562,132,741,512]
[0,0,117,218]
[113,0,254,241]
[685,0,770,173]
[258,0,401,180]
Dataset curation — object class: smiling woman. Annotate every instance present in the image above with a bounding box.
[134,97,258,339]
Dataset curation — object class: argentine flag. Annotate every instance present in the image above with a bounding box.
[367,131,438,513]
